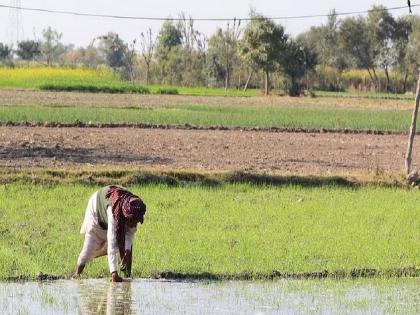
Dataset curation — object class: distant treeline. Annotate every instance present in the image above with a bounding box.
[1,6,419,96]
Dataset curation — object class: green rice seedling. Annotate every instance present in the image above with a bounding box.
[0,104,416,132]
[0,183,418,280]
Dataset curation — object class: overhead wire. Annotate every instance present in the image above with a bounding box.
[0,2,418,22]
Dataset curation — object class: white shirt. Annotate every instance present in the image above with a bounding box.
[79,192,137,273]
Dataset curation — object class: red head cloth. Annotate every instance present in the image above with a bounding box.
[106,186,146,258]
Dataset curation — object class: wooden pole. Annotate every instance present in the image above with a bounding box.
[405,69,420,175]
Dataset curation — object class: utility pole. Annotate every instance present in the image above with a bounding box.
[405,69,420,176]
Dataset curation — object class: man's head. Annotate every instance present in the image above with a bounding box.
[123,197,146,227]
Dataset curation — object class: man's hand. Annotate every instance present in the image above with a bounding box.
[111,271,123,282]
[121,249,132,277]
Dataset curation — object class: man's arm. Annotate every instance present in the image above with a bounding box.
[121,227,136,277]
[107,207,122,282]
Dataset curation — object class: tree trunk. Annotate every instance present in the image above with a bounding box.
[224,68,230,91]
[405,69,420,175]
[243,71,252,91]
[366,68,376,91]
[403,71,408,94]
[146,63,151,85]
[384,66,390,93]
[372,68,379,91]
[264,70,269,96]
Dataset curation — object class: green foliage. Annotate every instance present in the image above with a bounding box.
[154,20,182,62]
[39,83,150,94]
[154,87,179,95]
[242,13,288,94]
[0,183,419,279]
[41,26,64,66]
[0,103,416,132]
[16,40,41,61]
[282,39,317,96]
[0,43,13,62]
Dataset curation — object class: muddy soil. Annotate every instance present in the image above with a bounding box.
[0,126,415,175]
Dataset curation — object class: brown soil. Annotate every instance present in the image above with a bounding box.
[0,89,413,110]
[0,126,416,176]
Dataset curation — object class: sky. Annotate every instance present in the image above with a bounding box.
[0,0,415,47]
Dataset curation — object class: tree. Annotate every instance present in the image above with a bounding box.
[367,6,397,91]
[298,10,348,70]
[339,17,378,89]
[281,39,317,96]
[140,28,156,85]
[155,20,182,62]
[99,32,126,70]
[41,26,64,66]
[0,43,13,64]
[155,20,183,83]
[16,40,41,62]
[393,16,412,92]
[242,13,288,95]
[99,32,138,82]
[207,20,241,89]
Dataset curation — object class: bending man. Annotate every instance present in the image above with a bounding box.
[75,185,146,282]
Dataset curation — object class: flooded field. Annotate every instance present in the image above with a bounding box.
[1,278,420,314]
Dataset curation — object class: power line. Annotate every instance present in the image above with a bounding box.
[0,3,418,22]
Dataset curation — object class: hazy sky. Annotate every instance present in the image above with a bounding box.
[0,0,414,47]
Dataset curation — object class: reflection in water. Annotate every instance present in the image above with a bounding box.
[77,280,133,315]
[1,278,420,314]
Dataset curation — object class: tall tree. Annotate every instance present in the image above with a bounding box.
[140,28,156,85]
[99,32,126,70]
[155,20,183,82]
[367,5,397,91]
[242,13,288,95]
[339,16,378,89]
[99,32,138,82]
[16,40,41,62]
[281,39,317,96]
[298,10,346,69]
[393,16,412,92]
[155,20,182,62]
[207,19,241,89]
[0,43,13,64]
[41,26,64,66]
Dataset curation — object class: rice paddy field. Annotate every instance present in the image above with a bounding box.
[1,66,419,314]
[0,183,419,280]
[0,103,416,131]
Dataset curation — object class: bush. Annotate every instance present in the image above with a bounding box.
[154,87,179,95]
[39,83,151,94]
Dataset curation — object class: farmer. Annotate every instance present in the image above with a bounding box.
[75,185,146,282]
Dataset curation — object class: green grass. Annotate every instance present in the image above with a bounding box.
[149,85,259,97]
[314,90,414,100]
[0,183,419,280]
[0,104,414,131]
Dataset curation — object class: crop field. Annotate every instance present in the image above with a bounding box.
[0,103,415,131]
[0,183,419,280]
[0,67,258,97]
[0,84,419,282]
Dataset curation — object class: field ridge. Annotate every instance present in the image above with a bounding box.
[0,120,412,135]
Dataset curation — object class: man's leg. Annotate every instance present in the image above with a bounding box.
[75,233,101,275]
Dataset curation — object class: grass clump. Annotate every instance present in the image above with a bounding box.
[153,87,179,95]
[39,83,150,94]
[0,183,419,280]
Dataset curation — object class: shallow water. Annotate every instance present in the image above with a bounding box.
[1,278,420,314]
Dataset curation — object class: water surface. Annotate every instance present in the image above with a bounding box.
[1,278,420,314]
